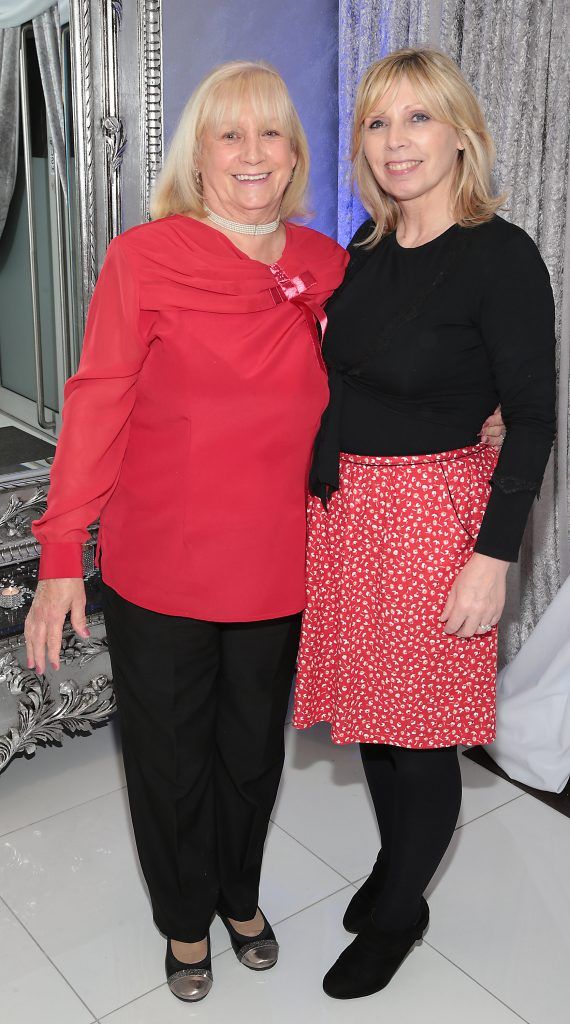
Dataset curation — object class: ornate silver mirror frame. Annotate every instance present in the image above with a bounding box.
[0,464,114,774]
[71,0,163,325]
[0,2,163,773]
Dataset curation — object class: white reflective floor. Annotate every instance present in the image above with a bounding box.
[0,718,568,1023]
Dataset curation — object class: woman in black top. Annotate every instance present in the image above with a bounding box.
[293,48,556,1000]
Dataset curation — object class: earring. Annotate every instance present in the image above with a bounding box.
[288,171,295,183]
[193,168,202,185]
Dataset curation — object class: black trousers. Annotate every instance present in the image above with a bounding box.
[102,581,301,942]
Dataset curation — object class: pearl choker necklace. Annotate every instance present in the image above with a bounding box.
[204,204,280,236]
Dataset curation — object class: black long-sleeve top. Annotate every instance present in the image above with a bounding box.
[310,215,556,563]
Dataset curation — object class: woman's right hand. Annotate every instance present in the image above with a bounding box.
[24,578,89,674]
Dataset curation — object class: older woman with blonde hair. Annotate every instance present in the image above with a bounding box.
[294,47,556,1000]
[24,60,348,1002]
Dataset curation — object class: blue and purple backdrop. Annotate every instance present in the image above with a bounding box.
[162,0,340,240]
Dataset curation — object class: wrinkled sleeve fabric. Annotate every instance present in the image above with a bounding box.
[32,237,152,579]
[474,230,556,562]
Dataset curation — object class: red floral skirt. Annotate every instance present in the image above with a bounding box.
[293,444,500,748]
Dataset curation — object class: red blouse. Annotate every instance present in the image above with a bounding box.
[32,215,348,620]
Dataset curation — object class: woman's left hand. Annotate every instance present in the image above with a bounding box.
[439,552,509,638]
[479,405,505,447]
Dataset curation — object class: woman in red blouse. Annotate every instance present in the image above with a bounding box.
[24,60,348,1003]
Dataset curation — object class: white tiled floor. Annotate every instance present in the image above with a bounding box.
[0,721,568,1023]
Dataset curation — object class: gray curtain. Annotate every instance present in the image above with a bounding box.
[0,1,68,29]
[0,5,66,241]
[0,25,20,239]
[338,1,434,245]
[439,0,570,665]
[32,5,66,194]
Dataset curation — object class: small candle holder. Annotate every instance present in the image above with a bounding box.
[0,583,32,610]
[0,585,22,609]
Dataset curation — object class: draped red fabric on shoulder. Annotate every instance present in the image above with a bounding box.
[32,215,348,621]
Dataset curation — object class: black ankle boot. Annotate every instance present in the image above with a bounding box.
[324,897,429,1000]
[165,935,212,1002]
[218,908,279,970]
[343,851,386,933]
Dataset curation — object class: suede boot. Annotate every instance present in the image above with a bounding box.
[324,897,429,999]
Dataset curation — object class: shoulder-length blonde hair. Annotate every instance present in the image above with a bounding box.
[351,48,505,248]
[151,60,310,222]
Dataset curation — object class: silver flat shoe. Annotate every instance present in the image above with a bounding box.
[219,909,279,970]
[165,936,213,1002]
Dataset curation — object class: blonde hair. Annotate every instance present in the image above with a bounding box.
[351,48,505,248]
[150,60,310,222]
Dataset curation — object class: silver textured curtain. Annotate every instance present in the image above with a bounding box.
[0,25,20,239]
[338,0,434,245]
[439,0,570,665]
[0,1,68,29]
[32,5,66,193]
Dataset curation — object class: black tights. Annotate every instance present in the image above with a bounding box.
[360,743,462,930]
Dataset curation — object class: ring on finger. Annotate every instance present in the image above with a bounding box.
[477,622,494,633]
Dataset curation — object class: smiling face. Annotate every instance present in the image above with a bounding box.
[362,74,464,212]
[197,101,298,224]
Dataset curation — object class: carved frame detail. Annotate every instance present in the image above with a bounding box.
[70,0,163,322]
[139,0,163,222]
[0,637,116,774]
[70,0,97,323]
[0,473,109,775]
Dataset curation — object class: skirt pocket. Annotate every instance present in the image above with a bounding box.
[438,462,476,541]
[438,447,497,544]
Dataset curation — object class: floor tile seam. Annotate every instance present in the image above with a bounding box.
[265,879,355,932]
[98,982,167,1020]
[455,792,525,831]
[268,816,356,884]
[423,938,532,1024]
[0,891,99,1020]
[0,781,128,839]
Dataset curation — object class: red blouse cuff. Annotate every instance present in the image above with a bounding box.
[38,542,84,580]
